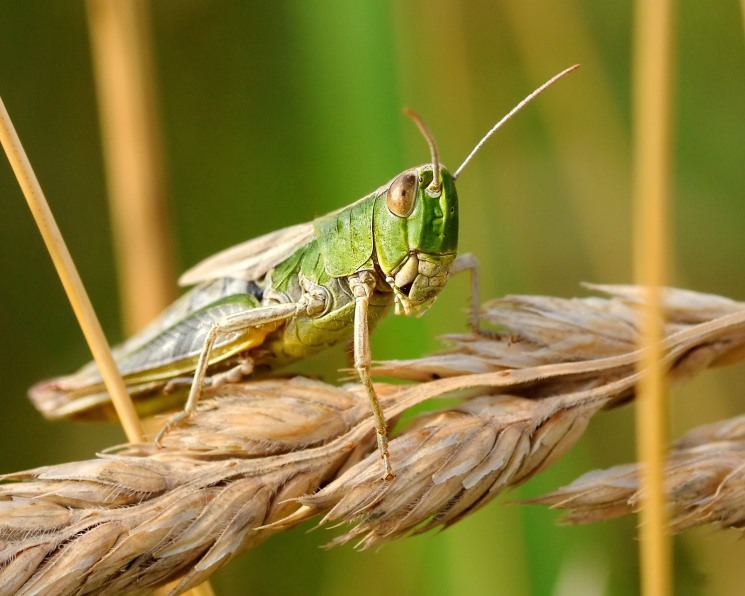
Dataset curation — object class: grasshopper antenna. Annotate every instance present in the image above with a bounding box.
[403,107,442,197]
[453,64,580,180]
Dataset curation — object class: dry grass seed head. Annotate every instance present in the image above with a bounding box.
[2,286,745,593]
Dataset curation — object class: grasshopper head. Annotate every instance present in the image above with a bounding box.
[369,66,581,317]
[373,165,458,316]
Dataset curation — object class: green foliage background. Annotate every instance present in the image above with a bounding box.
[1,2,744,595]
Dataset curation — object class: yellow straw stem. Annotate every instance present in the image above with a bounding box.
[0,97,145,444]
[86,4,212,594]
[86,0,177,334]
[157,581,216,596]
[632,0,675,595]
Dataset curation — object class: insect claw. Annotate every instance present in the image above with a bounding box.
[153,409,191,447]
[153,425,167,448]
[380,449,395,481]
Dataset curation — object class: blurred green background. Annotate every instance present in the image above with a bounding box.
[1,1,744,595]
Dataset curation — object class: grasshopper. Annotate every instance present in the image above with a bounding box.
[30,65,578,479]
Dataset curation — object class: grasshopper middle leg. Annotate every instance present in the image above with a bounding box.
[162,357,254,393]
[450,253,486,334]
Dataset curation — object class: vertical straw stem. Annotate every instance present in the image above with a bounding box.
[632,0,675,595]
[87,3,212,594]
[86,0,177,335]
[0,98,145,444]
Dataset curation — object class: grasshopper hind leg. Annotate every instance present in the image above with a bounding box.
[154,301,305,446]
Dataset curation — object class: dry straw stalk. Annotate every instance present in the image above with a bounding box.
[2,285,745,594]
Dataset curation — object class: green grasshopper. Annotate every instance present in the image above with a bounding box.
[30,65,578,479]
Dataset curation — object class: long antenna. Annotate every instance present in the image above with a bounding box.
[453,64,580,180]
[403,107,442,196]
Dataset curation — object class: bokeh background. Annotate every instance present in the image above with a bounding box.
[1,2,744,595]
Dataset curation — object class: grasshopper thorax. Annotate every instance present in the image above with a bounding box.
[374,164,458,316]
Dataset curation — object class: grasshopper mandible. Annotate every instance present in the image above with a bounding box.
[30,65,578,479]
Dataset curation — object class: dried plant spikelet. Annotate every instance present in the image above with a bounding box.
[0,544,49,594]
[375,285,745,380]
[277,393,602,549]
[153,378,371,455]
[2,286,745,593]
[1,459,172,508]
[672,413,745,447]
[0,455,349,595]
[530,414,745,532]
[99,480,273,595]
[584,284,745,324]
[1,378,371,595]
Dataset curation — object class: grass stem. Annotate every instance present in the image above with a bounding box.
[632,0,676,594]
[0,97,145,444]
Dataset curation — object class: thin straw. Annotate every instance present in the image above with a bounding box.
[86,0,177,334]
[86,4,212,595]
[0,97,145,444]
[632,0,675,594]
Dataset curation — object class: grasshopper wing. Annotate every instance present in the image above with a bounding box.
[179,222,316,286]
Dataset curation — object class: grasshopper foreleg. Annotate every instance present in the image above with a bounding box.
[450,253,485,334]
[154,301,305,445]
[349,270,394,481]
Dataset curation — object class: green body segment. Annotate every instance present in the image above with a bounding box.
[268,165,459,365]
[262,239,393,364]
[28,165,460,421]
[314,197,376,277]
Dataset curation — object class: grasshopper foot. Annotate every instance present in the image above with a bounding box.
[153,410,192,448]
[162,377,194,393]
[376,430,395,481]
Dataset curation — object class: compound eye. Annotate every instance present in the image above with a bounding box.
[386,172,418,218]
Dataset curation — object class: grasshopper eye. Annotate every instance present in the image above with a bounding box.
[386,172,417,218]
